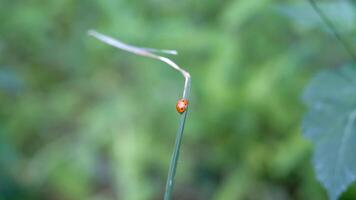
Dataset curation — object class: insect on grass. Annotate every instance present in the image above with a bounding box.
[88,30,191,200]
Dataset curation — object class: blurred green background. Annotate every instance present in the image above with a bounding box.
[1,0,356,199]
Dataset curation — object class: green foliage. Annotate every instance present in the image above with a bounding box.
[0,0,356,199]
[302,65,356,200]
[278,2,356,33]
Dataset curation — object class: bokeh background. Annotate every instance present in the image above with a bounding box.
[1,0,356,199]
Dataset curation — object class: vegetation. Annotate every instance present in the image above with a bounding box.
[0,0,355,199]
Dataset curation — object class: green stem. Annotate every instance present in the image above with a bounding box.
[87,30,192,200]
[164,80,191,200]
[163,110,188,200]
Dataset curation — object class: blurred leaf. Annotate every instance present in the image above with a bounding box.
[0,68,24,95]
[212,166,254,200]
[277,1,356,33]
[302,65,356,200]
[221,0,270,30]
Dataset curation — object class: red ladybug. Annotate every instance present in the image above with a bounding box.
[176,99,188,114]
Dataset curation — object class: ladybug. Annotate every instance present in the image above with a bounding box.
[176,98,188,114]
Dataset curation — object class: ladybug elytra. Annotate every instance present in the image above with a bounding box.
[176,99,188,114]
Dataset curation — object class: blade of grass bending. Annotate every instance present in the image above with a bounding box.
[164,78,190,200]
[88,30,190,98]
[88,30,191,200]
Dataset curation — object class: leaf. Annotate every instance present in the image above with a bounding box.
[302,65,356,200]
[276,2,356,33]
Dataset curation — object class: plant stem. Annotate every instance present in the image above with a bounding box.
[88,30,191,200]
[164,79,191,200]
[164,109,188,200]
[307,0,356,62]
